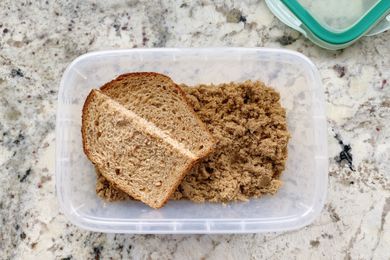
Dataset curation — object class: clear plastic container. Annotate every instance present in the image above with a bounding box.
[56,48,328,234]
[266,0,390,50]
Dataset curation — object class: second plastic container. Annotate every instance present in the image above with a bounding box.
[266,0,390,50]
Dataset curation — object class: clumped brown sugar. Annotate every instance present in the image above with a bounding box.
[96,81,290,203]
[96,169,129,201]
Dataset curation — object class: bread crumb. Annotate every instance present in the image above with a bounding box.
[96,81,290,203]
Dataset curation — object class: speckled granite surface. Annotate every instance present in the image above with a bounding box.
[0,0,389,259]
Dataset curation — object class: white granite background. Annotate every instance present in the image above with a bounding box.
[0,0,389,259]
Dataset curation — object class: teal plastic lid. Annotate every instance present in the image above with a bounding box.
[266,0,390,50]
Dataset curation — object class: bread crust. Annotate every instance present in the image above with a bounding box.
[81,89,97,160]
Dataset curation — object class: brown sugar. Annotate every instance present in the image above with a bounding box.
[95,81,290,203]
[96,168,129,201]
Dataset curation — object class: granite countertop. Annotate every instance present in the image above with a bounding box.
[0,0,389,259]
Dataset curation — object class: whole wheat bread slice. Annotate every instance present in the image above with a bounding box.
[100,72,215,155]
[82,75,215,208]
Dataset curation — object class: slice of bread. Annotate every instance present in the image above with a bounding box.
[82,74,215,208]
[100,72,215,156]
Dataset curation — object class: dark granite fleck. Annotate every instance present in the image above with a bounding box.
[381,79,387,89]
[20,168,31,182]
[334,133,355,171]
[276,35,297,46]
[310,240,320,247]
[328,204,341,222]
[333,64,346,78]
[93,246,103,260]
[113,23,120,31]
[321,233,334,239]
[13,133,25,145]
[11,68,24,77]
[239,15,246,23]
[142,36,148,46]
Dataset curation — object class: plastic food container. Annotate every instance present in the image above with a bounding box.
[56,48,328,234]
[266,0,390,50]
